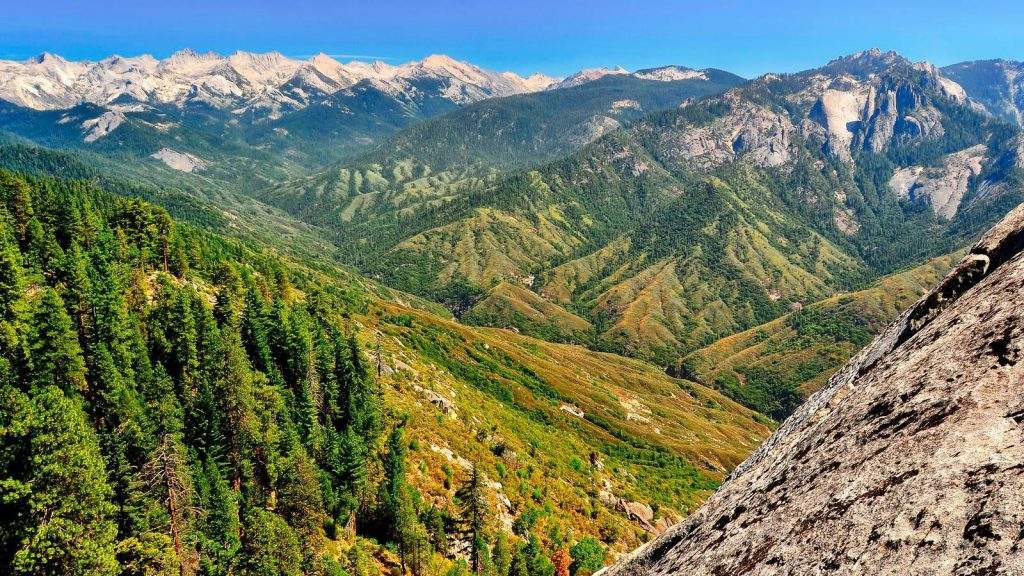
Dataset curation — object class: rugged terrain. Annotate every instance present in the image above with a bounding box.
[943,59,1024,126]
[603,201,1024,575]
[279,49,1021,369]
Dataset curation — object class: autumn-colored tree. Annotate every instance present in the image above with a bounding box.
[552,548,570,576]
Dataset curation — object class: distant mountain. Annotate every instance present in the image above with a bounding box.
[942,58,1024,126]
[547,65,722,90]
[272,48,1022,365]
[0,51,561,173]
[549,66,631,89]
[0,52,748,174]
[369,69,746,171]
[0,50,556,114]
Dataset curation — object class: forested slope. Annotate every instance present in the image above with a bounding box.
[0,170,769,576]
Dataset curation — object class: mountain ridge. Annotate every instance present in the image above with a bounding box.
[0,50,558,113]
[275,47,1021,367]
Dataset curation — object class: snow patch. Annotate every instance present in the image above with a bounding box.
[634,66,708,82]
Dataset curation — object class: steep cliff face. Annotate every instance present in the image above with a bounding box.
[603,202,1024,575]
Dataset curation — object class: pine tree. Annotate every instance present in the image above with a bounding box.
[425,505,449,557]
[509,545,530,576]
[277,448,327,556]
[1,385,119,575]
[381,425,419,574]
[457,464,491,574]
[493,532,512,576]
[140,434,198,576]
[194,457,240,576]
[524,534,554,576]
[29,287,88,393]
[0,172,33,243]
[0,230,26,381]
[241,509,303,576]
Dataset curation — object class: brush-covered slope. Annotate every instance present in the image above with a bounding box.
[0,169,771,576]
[678,252,959,419]
[605,201,1024,576]
[261,69,744,240]
[313,49,1022,366]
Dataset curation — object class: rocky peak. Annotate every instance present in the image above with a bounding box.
[821,47,914,78]
[942,58,1024,126]
[31,51,67,65]
[0,50,555,113]
[602,201,1024,575]
[550,66,630,90]
[633,66,709,82]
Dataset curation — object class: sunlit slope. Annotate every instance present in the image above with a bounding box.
[678,252,960,419]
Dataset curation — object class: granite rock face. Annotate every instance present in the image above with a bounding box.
[602,202,1024,576]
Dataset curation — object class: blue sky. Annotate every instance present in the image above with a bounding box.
[4,0,1023,77]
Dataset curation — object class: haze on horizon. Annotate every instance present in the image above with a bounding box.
[4,0,1024,78]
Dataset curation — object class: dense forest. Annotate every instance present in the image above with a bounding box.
[0,171,605,576]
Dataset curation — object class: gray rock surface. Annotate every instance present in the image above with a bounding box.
[602,202,1024,576]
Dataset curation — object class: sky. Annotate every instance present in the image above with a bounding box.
[3,0,1023,77]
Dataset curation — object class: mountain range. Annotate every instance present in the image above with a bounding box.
[261,50,1023,371]
[0,50,556,113]
[1,44,1023,576]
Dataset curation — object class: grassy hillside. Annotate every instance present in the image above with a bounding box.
[678,252,960,419]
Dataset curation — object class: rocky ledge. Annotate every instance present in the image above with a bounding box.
[602,202,1024,576]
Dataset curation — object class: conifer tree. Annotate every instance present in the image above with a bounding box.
[1,386,119,575]
[29,287,88,393]
[457,464,491,574]
[493,532,512,576]
[0,172,33,243]
[194,457,240,576]
[141,434,198,576]
[381,425,420,573]
[0,230,26,380]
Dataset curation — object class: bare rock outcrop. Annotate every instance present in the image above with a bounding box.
[889,144,987,220]
[658,97,795,169]
[602,202,1024,576]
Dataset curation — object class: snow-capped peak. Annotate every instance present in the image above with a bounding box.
[0,50,556,112]
[547,65,715,90]
[549,66,629,89]
[634,65,708,82]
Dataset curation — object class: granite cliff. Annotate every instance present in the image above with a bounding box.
[603,201,1024,575]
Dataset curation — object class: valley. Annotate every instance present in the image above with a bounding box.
[0,40,1022,576]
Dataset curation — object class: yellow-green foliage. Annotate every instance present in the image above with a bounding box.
[396,207,587,287]
[681,253,960,419]
[462,282,594,343]
[360,299,771,553]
